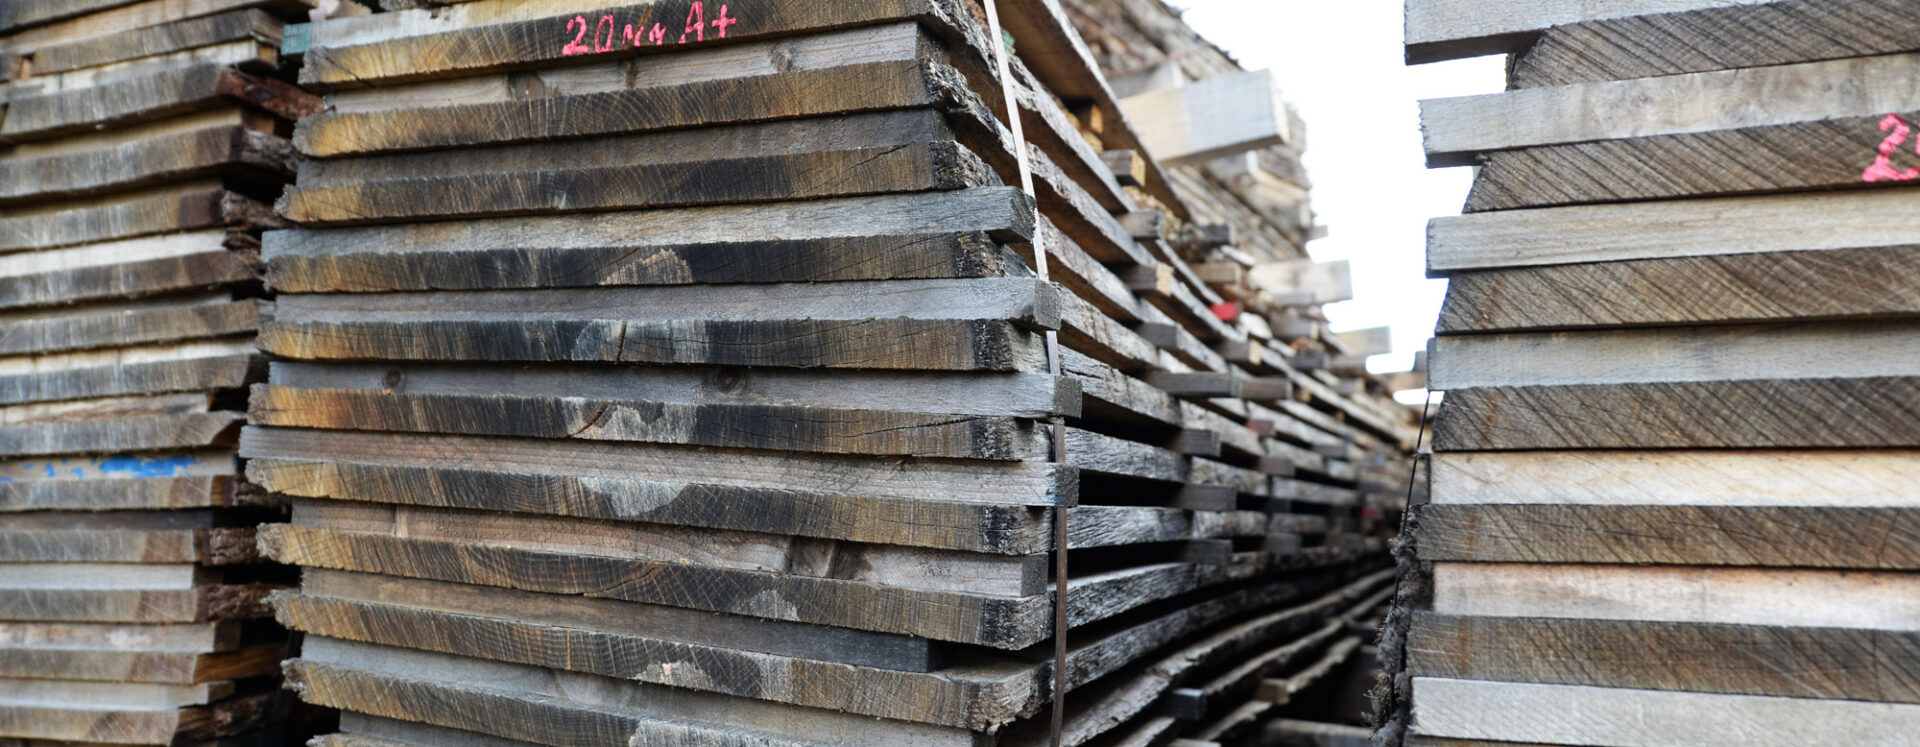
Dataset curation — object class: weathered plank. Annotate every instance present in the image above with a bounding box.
[0,691,273,743]
[29,9,283,76]
[250,385,1046,460]
[1430,187,1920,272]
[0,122,292,206]
[0,181,275,252]
[1432,562,1920,630]
[295,57,970,158]
[0,642,281,686]
[1511,0,1920,88]
[1412,678,1920,746]
[0,475,239,513]
[1431,450,1920,507]
[2,412,244,456]
[1437,247,1920,332]
[0,527,258,564]
[0,349,258,405]
[1467,113,1920,211]
[0,0,309,42]
[1,63,316,143]
[260,523,1049,648]
[281,139,996,226]
[1434,378,1920,450]
[293,0,977,90]
[294,567,941,673]
[1428,321,1920,389]
[1418,505,1920,567]
[0,584,273,623]
[259,280,1057,371]
[1409,613,1920,704]
[0,232,256,310]
[287,639,973,747]
[0,300,263,356]
[240,426,1074,507]
[1423,51,1920,165]
[1403,0,1770,63]
[262,187,1034,291]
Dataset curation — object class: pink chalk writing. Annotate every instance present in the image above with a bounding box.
[1862,113,1920,183]
[561,3,743,57]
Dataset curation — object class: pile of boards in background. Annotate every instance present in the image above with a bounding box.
[241,0,1423,745]
[1382,0,1920,745]
[0,0,345,743]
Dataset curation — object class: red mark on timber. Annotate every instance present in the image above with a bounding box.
[561,4,744,55]
[561,15,592,56]
[680,2,706,44]
[1210,302,1240,322]
[1863,113,1920,183]
[593,14,617,53]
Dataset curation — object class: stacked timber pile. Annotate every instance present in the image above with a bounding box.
[248,1,1423,744]
[1063,0,1426,404]
[1381,1,1920,745]
[0,0,339,743]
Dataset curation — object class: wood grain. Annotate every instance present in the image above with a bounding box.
[1409,613,1920,704]
[1434,378,1920,451]
[0,300,263,356]
[0,124,292,206]
[1438,247,1920,332]
[1511,0,1920,88]
[1431,450,1920,507]
[1428,321,1920,389]
[1403,0,1769,63]
[1417,504,1920,568]
[0,182,275,252]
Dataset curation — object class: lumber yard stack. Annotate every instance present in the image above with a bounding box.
[1380,1,1920,745]
[0,0,346,743]
[243,0,1423,745]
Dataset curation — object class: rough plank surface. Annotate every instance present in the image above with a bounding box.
[1434,378,1920,450]
[1410,613,1920,704]
[1438,247,1920,332]
[1431,450,1920,507]
[1428,321,1920,389]
[1418,504,1920,567]
[1403,0,1769,63]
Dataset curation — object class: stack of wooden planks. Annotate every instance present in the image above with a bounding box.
[1383,1,1920,745]
[0,0,339,743]
[246,0,1423,745]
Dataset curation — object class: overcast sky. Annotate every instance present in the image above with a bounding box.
[1172,1,1506,391]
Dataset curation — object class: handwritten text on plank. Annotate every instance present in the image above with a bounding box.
[1863,113,1920,183]
[561,2,739,57]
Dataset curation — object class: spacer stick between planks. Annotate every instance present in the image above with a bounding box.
[981,1,1069,745]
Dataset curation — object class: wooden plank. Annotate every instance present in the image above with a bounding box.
[282,137,996,225]
[1119,70,1291,166]
[1432,562,1920,630]
[29,9,284,76]
[260,523,1049,648]
[0,350,258,405]
[1437,247,1920,332]
[260,280,1055,372]
[1434,378,1920,450]
[1422,52,1920,165]
[3,413,243,456]
[0,391,217,425]
[268,361,1076,419]
[2,64,315,144]
[1411,677,1920,746]
[0,234,256,311]
[1511,0,1920,88]
[264,187,1033,291]
[0,181,276,252]
[0,476,239,513]
[1429,321,1920,389]
[1467,112,1920,211]
[1431,450,1920,507]
[238,425,1076,509]
[1431,189,1920,273]
[1418,504,1920,567]
[0,0,310,44]
[0,300,263,356]
[1409,613,1920,704]
[1403,0,1771,63]
[291,0,973,90]
[294,567,940,673]
[0,584,273,623]
[288,639,974,747]
[294,56,962,158]
[0,527,259,564]
[250,385,1047,460]
[0,122,292,206]
[0,643,281,686]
